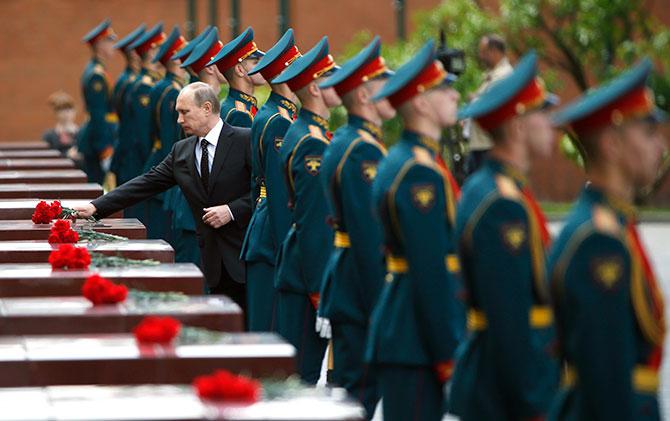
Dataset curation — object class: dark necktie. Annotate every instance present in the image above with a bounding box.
[200,138,209,191]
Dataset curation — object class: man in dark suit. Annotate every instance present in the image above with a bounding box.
[75,82,252,310]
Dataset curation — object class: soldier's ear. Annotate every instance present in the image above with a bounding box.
[234,63,247,79]
[307,81,321,98]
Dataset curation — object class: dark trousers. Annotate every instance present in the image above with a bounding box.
[332,323,379,419]
[146,198,172,241]
[378,365,445,421]
[245,261,278,332]
[277,290,327,384]
[209,261,248,319]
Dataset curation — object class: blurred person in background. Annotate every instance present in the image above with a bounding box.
[463,34,513,175]
[42,91,82,167]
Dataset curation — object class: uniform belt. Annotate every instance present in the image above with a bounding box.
[562,364,658,394]
[386,254,460,274]
[259,185,267,199]
[467,306,553,331]
[386,255,409,273]
[334,231,350,248]
[105,112,119,123]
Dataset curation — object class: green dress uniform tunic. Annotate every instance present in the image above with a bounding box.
[320,115,386,417]
[79,58,117,184]
[240,92,297,331]
[547,187,664,421]
[220,88,258,128]
[365,131,463,421]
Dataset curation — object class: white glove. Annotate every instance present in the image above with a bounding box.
[315,316,324,333]
[100,156,112,173]
[319,318,332,339]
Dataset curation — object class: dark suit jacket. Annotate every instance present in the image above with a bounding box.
[92,122,252,287]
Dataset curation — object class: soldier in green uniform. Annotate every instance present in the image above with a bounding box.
[113,23,166,221]
[181,28,226,97]
[365,40,463,421]
[111,23,145,140]
[271,36,341,383]
[110,24,146,189]
[207,27,265,127]
[449,52,559,421]
[316,36,395,418]
[143,26,188,241]
[79,19,117,184]
[240,28,301,331]
[548,59,666,421]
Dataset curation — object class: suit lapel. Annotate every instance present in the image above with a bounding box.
[208,122,235,194]
[187,135,208,199]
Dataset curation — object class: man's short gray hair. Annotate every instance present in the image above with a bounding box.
[181,82,220,113]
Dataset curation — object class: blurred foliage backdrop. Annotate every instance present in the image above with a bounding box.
[331,0,670,159]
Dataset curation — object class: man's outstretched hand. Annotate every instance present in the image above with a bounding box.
[73,203,97,219]
[202,205,233,228]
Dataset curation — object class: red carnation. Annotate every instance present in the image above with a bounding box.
[52,219,70,233]
[47,220,79,244]
[48,244,90,270]
[81,274,128,305]
[193,370,261,403]
[50,201,62,218]
[31,201,53,224]
[133,316,181,344]
[32,200,64,224]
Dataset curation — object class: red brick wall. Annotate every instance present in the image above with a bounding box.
[0,0,439,142]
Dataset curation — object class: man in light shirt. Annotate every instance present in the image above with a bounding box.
[464,34,514,173]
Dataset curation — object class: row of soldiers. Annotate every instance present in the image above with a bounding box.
[79,19,666,421]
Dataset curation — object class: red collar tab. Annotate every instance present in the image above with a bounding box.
[160,36,187,65]
[388,61,447,108]
[215,41,258,74]
[476,78,548,132]
[572,86,656,135]
[190,40,224,74]
[136,31,167,56]
[287,54,336,92]
[334,56,389,97]
[262,46,302,82]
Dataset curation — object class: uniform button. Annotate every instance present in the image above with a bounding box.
[385,273,394,283]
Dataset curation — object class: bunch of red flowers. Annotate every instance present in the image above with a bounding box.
[47,219,79,244]
[133,316,182,344]
[48,244,91,270]
[81,274,128,305]
[31,200,63,224]
[193,370,261,403]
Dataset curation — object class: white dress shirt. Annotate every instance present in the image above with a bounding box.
[193,118,234,221]
[195,117,223,175]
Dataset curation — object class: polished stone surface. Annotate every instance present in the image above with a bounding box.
[0,169,87,184]
[0,239,174,263]
[0,183,102,199]
[0,218,146,240]
[0,295,243,334]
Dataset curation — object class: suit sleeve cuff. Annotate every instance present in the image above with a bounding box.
[224,204,235,221]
